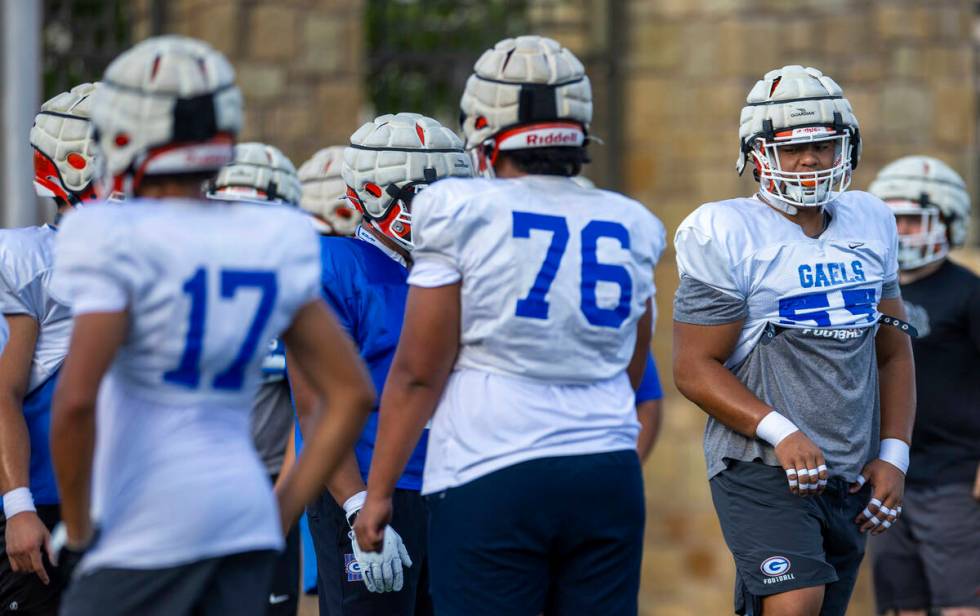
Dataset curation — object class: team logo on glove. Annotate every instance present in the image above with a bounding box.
[345,553,363,582]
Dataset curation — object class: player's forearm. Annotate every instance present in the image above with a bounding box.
[674,355,772,438]
[49,396,95,545]
[366,375,439,502]
[278,386,373,529]
[877,340,915,443]
[0,394,32,492]
[327,452,367,506]
[636,400,661,463]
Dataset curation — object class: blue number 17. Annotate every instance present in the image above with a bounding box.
[164,268,278,390]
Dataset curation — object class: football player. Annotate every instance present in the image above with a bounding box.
[867,156,980,616]
[47,35,374,616]
[0,82,101,616]
[355,37,666,616]
[672,65,916,616]
[297,146,361,236]
[289,113,471,616]
[208,142,304,616]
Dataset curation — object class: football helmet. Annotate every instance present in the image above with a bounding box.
[298,146,361,235]
[738,65,861,214]
[208,142,301,205]
[30,82,101,205]
[90,35,242,198]
[343,113,472,252]
[459,35,592,176]
[869,155,971,270]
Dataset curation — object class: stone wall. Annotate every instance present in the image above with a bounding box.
[131,0,365,169]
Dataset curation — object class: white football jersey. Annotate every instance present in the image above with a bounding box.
[52,199,321,571]
[675,191,900,366]
[0,225,73,391]
[408,176,666,493]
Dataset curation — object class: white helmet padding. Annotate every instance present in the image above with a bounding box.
[298,146,361,236]
[460,35,592,174]
[869,155,971,270]
[738,65,861,214]
[91,35,242,197]
[30,82,101,204]
[209,142,301,205]
[343,113,472,251]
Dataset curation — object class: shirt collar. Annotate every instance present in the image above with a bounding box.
[354,225,408,268]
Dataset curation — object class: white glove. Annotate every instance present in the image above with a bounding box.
[350,525,412,593]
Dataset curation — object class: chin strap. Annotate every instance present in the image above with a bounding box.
[757,190,799,216]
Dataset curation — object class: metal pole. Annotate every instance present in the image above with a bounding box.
[1,0,41,228]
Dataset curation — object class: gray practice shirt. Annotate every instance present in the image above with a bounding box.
[675,276,900,482]
[250,378,293,476]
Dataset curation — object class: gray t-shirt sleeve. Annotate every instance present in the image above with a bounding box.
[673,275,748,325]
[881,278,900,300]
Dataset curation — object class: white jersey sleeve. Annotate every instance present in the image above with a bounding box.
[674,205,747,300]
[51,211,142,314]
[408,187,464,287]
[0,226,73,390]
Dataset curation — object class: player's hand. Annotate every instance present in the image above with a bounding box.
[5,511,51,584]
[354,495,392,553]
[46,523,88,587]
[773,431,828,497]
[350,523,412,593]
[851,459,905,535]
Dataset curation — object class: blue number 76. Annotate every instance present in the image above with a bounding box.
[512,211,633,329]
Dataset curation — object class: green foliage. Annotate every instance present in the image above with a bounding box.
[366,0,529,125]
[43,0,130,99]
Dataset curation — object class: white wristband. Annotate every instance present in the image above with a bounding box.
[755,411,799,447]
[2,487,36,518]
[878,438,910,474]
[343,490,367,519]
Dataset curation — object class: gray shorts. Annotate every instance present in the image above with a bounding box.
[710,460,871,616]
[59,550,277,616]
[870,482,980,611]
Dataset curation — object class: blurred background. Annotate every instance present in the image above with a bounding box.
[2,1,978,614]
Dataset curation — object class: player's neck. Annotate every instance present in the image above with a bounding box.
[363,225,412,265]
[774,204,827,238]
[899,258,944,285]
[493,158,526,179]
[135,176,206,200]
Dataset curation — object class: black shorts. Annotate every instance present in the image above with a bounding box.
[710,460,871,616]
[870,482,980,611]
[307,488,431,616]
[266,474,300,616]
[0,505,62,616]
[60,550,277,616]
[426,450,645,616]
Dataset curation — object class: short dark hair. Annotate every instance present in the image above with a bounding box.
[496,146,590,177]
[138,170,218,196]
